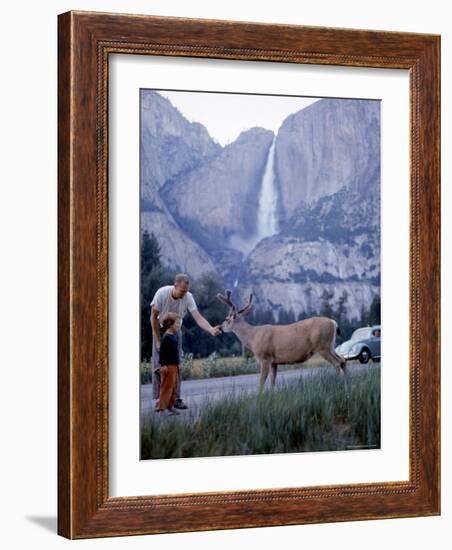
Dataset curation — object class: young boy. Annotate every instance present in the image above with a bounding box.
[157,312,182,416]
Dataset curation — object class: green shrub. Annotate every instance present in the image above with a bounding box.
[140,362,152,384]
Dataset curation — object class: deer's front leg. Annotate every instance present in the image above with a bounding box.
[259,359,271,388]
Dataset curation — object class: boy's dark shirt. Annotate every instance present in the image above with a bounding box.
[159,332,180,365]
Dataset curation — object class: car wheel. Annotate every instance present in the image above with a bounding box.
[358,348,371,364]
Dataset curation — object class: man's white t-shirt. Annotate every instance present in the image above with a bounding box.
[150,285,197,322]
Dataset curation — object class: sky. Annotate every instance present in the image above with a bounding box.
[157,89,320,146]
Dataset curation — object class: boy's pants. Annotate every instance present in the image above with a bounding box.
[158,364,179,410]
[152,330,183,400]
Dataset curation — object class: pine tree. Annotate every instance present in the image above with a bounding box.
[140,231,173,361]
[336,290,349,325]
[367,296,381,325]
[141,230,161,274]
[319,289,335,318]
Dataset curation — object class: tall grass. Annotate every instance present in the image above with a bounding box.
[141,365,380,459]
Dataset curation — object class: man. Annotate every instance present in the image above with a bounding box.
[150,273,221,410]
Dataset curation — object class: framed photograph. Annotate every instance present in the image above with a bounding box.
[58,11,440,538]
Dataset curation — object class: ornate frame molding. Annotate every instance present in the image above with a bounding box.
[58,11,440,538]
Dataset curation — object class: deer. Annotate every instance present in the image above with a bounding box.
[216,290,346,388]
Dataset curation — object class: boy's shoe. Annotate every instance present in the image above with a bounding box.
[174,399,188,410]
[167,408,180,416]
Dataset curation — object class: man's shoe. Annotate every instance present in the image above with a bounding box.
[174,399,188,410]
[167,408,180,416]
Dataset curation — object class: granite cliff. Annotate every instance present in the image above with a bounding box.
[140,92,381,320]
[274,98,380,224]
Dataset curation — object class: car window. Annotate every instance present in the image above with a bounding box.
[351,328,371,341]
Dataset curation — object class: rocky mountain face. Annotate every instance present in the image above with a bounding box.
[141,205,218,280]
[140,91,380,321]
[140,91,221,208]
[239,184,380,320]
[274,99,380,224]
[140,91,221,277]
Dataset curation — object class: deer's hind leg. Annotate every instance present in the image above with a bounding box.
[269,363,278,387]
[318,349,346,375]
[334,350,347,373]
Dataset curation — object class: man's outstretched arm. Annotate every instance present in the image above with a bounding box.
[191,309,221,336]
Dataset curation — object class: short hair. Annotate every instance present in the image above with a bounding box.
[174,273,190,285]
[160,312,179,331]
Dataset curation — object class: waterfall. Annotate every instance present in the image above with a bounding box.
[229,136,279,260]
[256,137,278,239]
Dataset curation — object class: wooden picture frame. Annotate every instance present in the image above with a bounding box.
[58,10,440,539]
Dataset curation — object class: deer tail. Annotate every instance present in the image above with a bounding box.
[332,319,340,341]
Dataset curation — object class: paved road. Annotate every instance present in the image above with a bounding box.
[140,363,368,421]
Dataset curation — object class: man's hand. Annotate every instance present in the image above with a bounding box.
[191,310,222,337]
[155,340,161,352]
[210,325,222,337]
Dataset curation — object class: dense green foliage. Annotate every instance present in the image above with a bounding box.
[140,231,176,361]
[141,365,381,459]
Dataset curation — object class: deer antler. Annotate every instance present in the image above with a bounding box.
[216,289,236,310]
[237,293,254,316]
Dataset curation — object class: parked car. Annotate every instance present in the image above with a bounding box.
[335,325,381,364]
